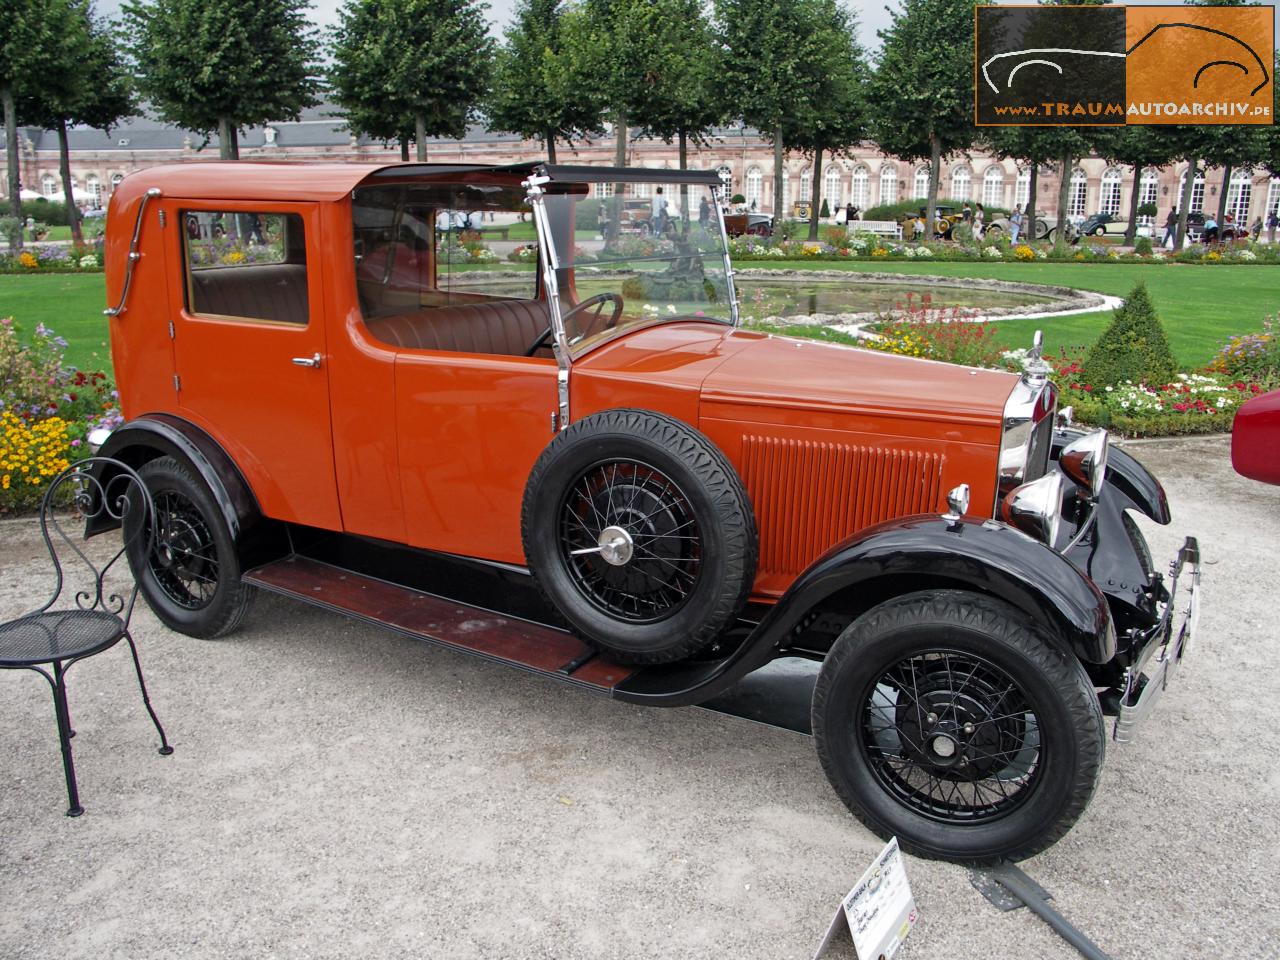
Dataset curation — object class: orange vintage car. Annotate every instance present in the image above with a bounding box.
[94,161,1198,863]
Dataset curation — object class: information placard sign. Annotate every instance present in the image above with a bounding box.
[813,837,917,960]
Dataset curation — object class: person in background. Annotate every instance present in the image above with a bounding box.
[1202,213,1219,244]
[834,203,847,226]
[652,187,668,235]
[1162,207,1178,248]
[961,201,973,222]
[973,203,985,239]
[1249,215,1262,241]
[1267,208,1279,244]
[698,195,711,231]
[1009,204,1024,244]
[845,201,856,224]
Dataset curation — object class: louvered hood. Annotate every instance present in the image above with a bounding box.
[694,332,1018,593]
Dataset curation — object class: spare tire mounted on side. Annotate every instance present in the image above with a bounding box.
[521,409,757,665]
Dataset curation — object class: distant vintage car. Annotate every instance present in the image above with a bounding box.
[898,204,965,239]
[722,211,773,237]
[1185,212,1247,244]
[1231,388,1280,484]
[985,211,1073,243]
[1078,213,1133,239]
[94,161,1199,863]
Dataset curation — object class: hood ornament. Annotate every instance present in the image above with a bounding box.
[1023,330,1051,386]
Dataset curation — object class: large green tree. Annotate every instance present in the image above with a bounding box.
[782,0,869,239]
[486,0,603,162]
[1,0,78,234]
[625,0,725,220]
[123,0,318,160]
[330,0,493,162]
[716,0,816,217]
[20,5,133,242]
[870,0,980,236]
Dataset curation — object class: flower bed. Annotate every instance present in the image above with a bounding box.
[0,317,121,510]
[1,243,103,273]
[726,231,1280,266]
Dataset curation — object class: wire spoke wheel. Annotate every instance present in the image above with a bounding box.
[857,648,1042,824]
[148,489,220,610]
[558,459,702,623]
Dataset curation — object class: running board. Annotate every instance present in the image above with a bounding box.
[243,556,636,692]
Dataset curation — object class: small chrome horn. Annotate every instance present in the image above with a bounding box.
[1060,429,1109,500]
[942,483,970,522]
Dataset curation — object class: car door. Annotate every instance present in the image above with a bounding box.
[165,199,342,530]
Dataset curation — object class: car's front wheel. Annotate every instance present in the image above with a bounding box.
[126,456,255,639]
[812,590,1105,863]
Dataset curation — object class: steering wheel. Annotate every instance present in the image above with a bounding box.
[524,293,624,357]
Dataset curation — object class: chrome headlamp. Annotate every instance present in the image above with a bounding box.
[997,331,1057,502]
[1000,472,1064,547]
[1059,429,1109,500]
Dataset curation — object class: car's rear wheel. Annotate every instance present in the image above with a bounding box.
[126,456,254,639]
[812,589,1105,863]
[522,409,757,664]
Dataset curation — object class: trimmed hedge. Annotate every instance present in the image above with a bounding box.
[1084,282,1177,387]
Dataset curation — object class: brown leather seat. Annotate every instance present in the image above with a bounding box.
[365,300,550,356]
[190,264,309,325]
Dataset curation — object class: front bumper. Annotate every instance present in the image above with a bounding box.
[1113,537,1201,742]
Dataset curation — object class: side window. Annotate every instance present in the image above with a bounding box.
[184,212,309,325]
[436,209,538,302]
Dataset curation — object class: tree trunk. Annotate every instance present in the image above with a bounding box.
[613,111,626,168]
[1216,163,1231,226]
[1176,159,1197,247]
[415,114,428,161]
[773,125,784,219]
[399,137,409,161]
[925,133,941,239]
[678,129,689,235]
[57,121,82,245]
[1124,162,1142,246]
[1055,151,1072,248]
[3,83,22,246]
[218,117,239,160]
[1027,163,1039,236]
[808,145,824,241]
[545,128,557,163]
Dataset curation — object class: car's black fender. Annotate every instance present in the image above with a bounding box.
[89,413,260,540]
[613,514,1114,708]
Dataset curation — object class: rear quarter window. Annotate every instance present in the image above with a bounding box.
[183,211,309,325]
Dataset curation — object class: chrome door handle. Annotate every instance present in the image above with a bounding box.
[291,353,322,368]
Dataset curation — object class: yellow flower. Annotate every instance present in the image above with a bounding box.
[19,252,39,269]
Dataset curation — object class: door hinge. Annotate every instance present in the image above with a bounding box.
[172,374,181,392]
[158,209,167,228]
[167,320,175,339]
[550,411,559,433]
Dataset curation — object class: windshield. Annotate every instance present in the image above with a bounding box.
[537,179,736,356]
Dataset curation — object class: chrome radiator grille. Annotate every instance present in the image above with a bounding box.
[741,435,945,577]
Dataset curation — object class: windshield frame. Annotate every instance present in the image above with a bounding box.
[524,172,740,364]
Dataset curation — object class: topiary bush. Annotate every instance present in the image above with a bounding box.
[1133,236,1154,256]
[1083,282,1177,387]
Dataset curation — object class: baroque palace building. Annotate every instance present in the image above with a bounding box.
[8,105,1280,229]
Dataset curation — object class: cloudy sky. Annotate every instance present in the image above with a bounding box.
[98,0,1279,59]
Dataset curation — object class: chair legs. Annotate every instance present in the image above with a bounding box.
[49,660,83,817]
[24,638,172,818]
[124,633,173,756]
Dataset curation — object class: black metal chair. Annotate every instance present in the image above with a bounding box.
[0,457,172,816]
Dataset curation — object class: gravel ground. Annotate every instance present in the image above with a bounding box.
[1,435,1276,960]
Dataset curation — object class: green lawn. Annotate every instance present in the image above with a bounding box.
[481,221,597,242]
[0,260,1274,374]
[744,260,1276,366]
[0,273,110,371]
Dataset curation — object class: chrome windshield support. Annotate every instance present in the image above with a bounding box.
[104,187,161,318]
[524,175,570,431]
[711,186,741,328]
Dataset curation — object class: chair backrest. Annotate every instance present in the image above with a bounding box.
[34,457,155,626]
